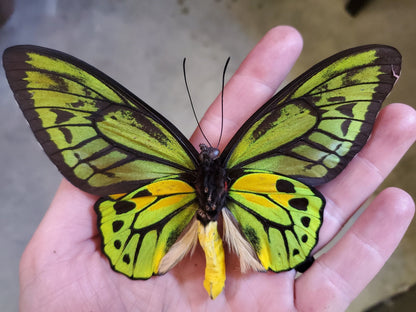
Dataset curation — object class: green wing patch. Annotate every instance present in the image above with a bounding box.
[3,46,197,196]
[227,170,324,271]
[96,176,198,278]
[224,45,401,186]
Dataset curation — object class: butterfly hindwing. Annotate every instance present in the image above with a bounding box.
[226,170,324,272]
[3,45,198,196]
[95,176,198,278]
[223,45,401,186]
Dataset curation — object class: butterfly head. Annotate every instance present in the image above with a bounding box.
[199,143,220,162]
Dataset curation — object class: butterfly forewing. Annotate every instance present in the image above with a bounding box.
[223,45,401,186]
[3,45,198,196]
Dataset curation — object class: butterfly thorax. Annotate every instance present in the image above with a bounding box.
[195,144,227,225]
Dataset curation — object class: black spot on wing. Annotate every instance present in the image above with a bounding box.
[328,96,346,103]
[301,216,311,228]
[114,240,121,249]
[50,108,75,124]
[289,198,308,211]
[336,103,355,117]
[301,234,308,243]
[276,179,296,193]
[341,119,352,136]
[122,254,130,264]
[71,100,85,108]
[133,189,153,198]
[58,127,72,143]
[112,220,124,232]
[114,201,136,214]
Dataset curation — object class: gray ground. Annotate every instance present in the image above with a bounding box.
[0,0,415,311]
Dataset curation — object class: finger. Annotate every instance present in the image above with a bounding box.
[190,25,303,149]
[318,103,416,246]
[295,187,415,311]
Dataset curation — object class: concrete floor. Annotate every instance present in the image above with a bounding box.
[0,0,415,311]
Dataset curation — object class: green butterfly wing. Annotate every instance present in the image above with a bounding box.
[3,45,198,196]
[3,45,200,279]
[226,170,324,272]
[222,45,401,273]
[96,176,198,278]
[223,45,401,185]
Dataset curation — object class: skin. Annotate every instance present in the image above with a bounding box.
[19,26,416,311]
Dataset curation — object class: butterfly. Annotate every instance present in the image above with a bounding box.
[3,44,401,299]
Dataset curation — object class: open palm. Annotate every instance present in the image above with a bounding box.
[19,26,416,311]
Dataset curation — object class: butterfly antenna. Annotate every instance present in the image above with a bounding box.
[216,57,230,148]
[183,58,212,147]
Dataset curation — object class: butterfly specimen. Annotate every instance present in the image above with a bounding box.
[3,45,401,299]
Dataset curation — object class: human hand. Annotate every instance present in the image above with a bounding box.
[19,26,416,311]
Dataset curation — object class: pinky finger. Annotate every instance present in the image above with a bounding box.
[294,187,415,311]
